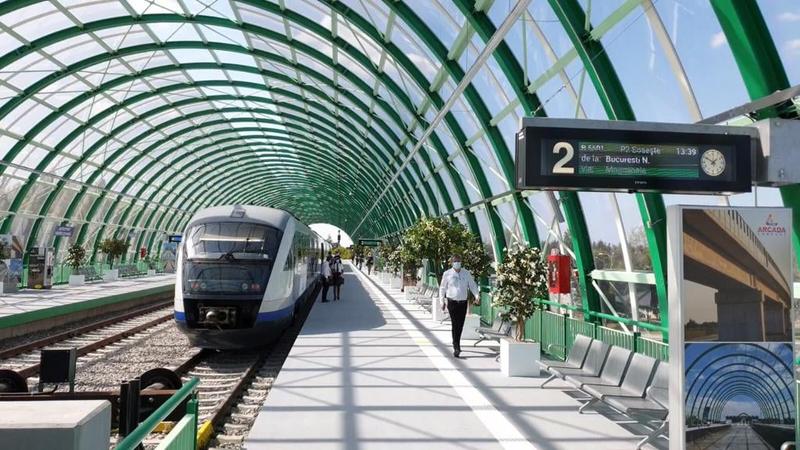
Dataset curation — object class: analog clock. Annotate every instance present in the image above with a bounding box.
[700,148,726,177]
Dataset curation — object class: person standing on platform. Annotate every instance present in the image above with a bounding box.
[366,255,374,275]
[320,255,332,303]
[330,255,344,301]
[439,255,479,358]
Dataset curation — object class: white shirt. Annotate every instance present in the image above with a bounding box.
[439,267,479,301]
[321,261,332,277]
[330,260,343,274]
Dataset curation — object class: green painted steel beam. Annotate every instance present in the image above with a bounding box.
[452,0,544,249]
[711,0,800,269]
[0,15,467,243]
[3,58,428,224]
[549,0,667,337]
[376,1,511,258]
[14,74,438,250]
[78,118,418,260]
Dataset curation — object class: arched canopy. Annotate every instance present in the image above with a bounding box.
[1,0,798,338]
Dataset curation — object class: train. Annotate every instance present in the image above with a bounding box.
[174,205,328,349]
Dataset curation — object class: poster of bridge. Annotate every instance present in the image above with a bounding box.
[667,206,797,449]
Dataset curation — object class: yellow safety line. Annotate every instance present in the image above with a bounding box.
[196,420,214,449]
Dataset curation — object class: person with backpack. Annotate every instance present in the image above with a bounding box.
[330,255,344,301]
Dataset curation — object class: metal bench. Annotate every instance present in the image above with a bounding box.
[77,266,102,283]
[579,352,658,414]
[602,362,669,449]
[537,334,599,388]
[473,312,512,348]
[119,264,145,278]
[563,345,633,401]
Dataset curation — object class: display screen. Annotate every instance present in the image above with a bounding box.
[540,140,736,181]
[516,120,753,193]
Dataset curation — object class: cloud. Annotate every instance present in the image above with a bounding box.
[778,11,800,22]
[786,39,800,55]
[407,52,437,80]
[710,32,727,49]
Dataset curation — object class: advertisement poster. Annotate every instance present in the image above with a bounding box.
[161,241,177,273]
[0,234,24,285]
[668,206,796,449]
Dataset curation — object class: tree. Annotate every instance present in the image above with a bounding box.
[402,217,490,281]
[99,238,129,269]
[491,244,548,340]
[64,244,86,275]
[331,246,353,260]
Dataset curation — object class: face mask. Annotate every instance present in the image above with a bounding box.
[452,262,462,270]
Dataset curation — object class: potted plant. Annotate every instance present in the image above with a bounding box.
[492,244,549,377]
[99,238,129,281]
[65,243,86,287]
[140,250,157,276]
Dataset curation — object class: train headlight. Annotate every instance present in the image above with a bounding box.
[241,282,249,291]
[200,282,207,290]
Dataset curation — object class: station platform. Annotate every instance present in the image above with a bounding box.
[0,275,174,339]
[245,264,665,449]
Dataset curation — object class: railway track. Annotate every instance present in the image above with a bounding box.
[0,301,174,384]
[163,290,318,450]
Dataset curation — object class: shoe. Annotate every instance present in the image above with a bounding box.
[322,299,329,303]
[453,350,460,358]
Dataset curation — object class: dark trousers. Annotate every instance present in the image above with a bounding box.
[447,300,468,351]
[321,280,330,301]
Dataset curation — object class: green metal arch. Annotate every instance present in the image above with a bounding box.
[549,0,667,336]
[76,117,420,253]
[40,116,420,254]
[711,0,800,267]
[5,60,433,228]
[0,12,474,240]
[18,74,439,248]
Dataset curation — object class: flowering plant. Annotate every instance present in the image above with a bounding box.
[491,245,548,340]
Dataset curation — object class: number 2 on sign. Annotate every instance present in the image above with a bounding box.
[552,142,575,174]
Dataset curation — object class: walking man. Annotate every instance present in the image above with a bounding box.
[439,255,479,358]
[365,255,374,275]
[320,255,332,303]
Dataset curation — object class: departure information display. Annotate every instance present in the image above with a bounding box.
[516,118,754,193]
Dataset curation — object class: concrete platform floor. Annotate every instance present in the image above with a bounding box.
[245,264,666,450]
[0,274,174,319]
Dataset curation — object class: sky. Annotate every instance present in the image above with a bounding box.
[310,223,354,247]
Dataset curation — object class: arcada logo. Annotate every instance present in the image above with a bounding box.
[758,214,786,235]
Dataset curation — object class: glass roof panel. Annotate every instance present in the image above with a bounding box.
[652,1,749,118]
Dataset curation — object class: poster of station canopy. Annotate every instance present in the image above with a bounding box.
[667,206,797,449]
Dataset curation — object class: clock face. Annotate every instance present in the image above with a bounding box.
[701,148,726,177]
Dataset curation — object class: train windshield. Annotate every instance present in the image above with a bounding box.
[183,263,271,295]
[185,222,281,261]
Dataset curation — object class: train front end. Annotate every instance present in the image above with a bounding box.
[175,210,284,349]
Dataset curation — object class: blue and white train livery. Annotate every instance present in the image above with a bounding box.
[174,205,327,349]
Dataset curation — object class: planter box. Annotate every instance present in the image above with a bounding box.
[102,269,119,282]
[432,297,446,323]
[390,276,402,289]
[69,274,85,287]
[500,338,540,377]
[461,314,481,340]
[380,272,389,283]
[146,269,156,277]
[0,281,18,294]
